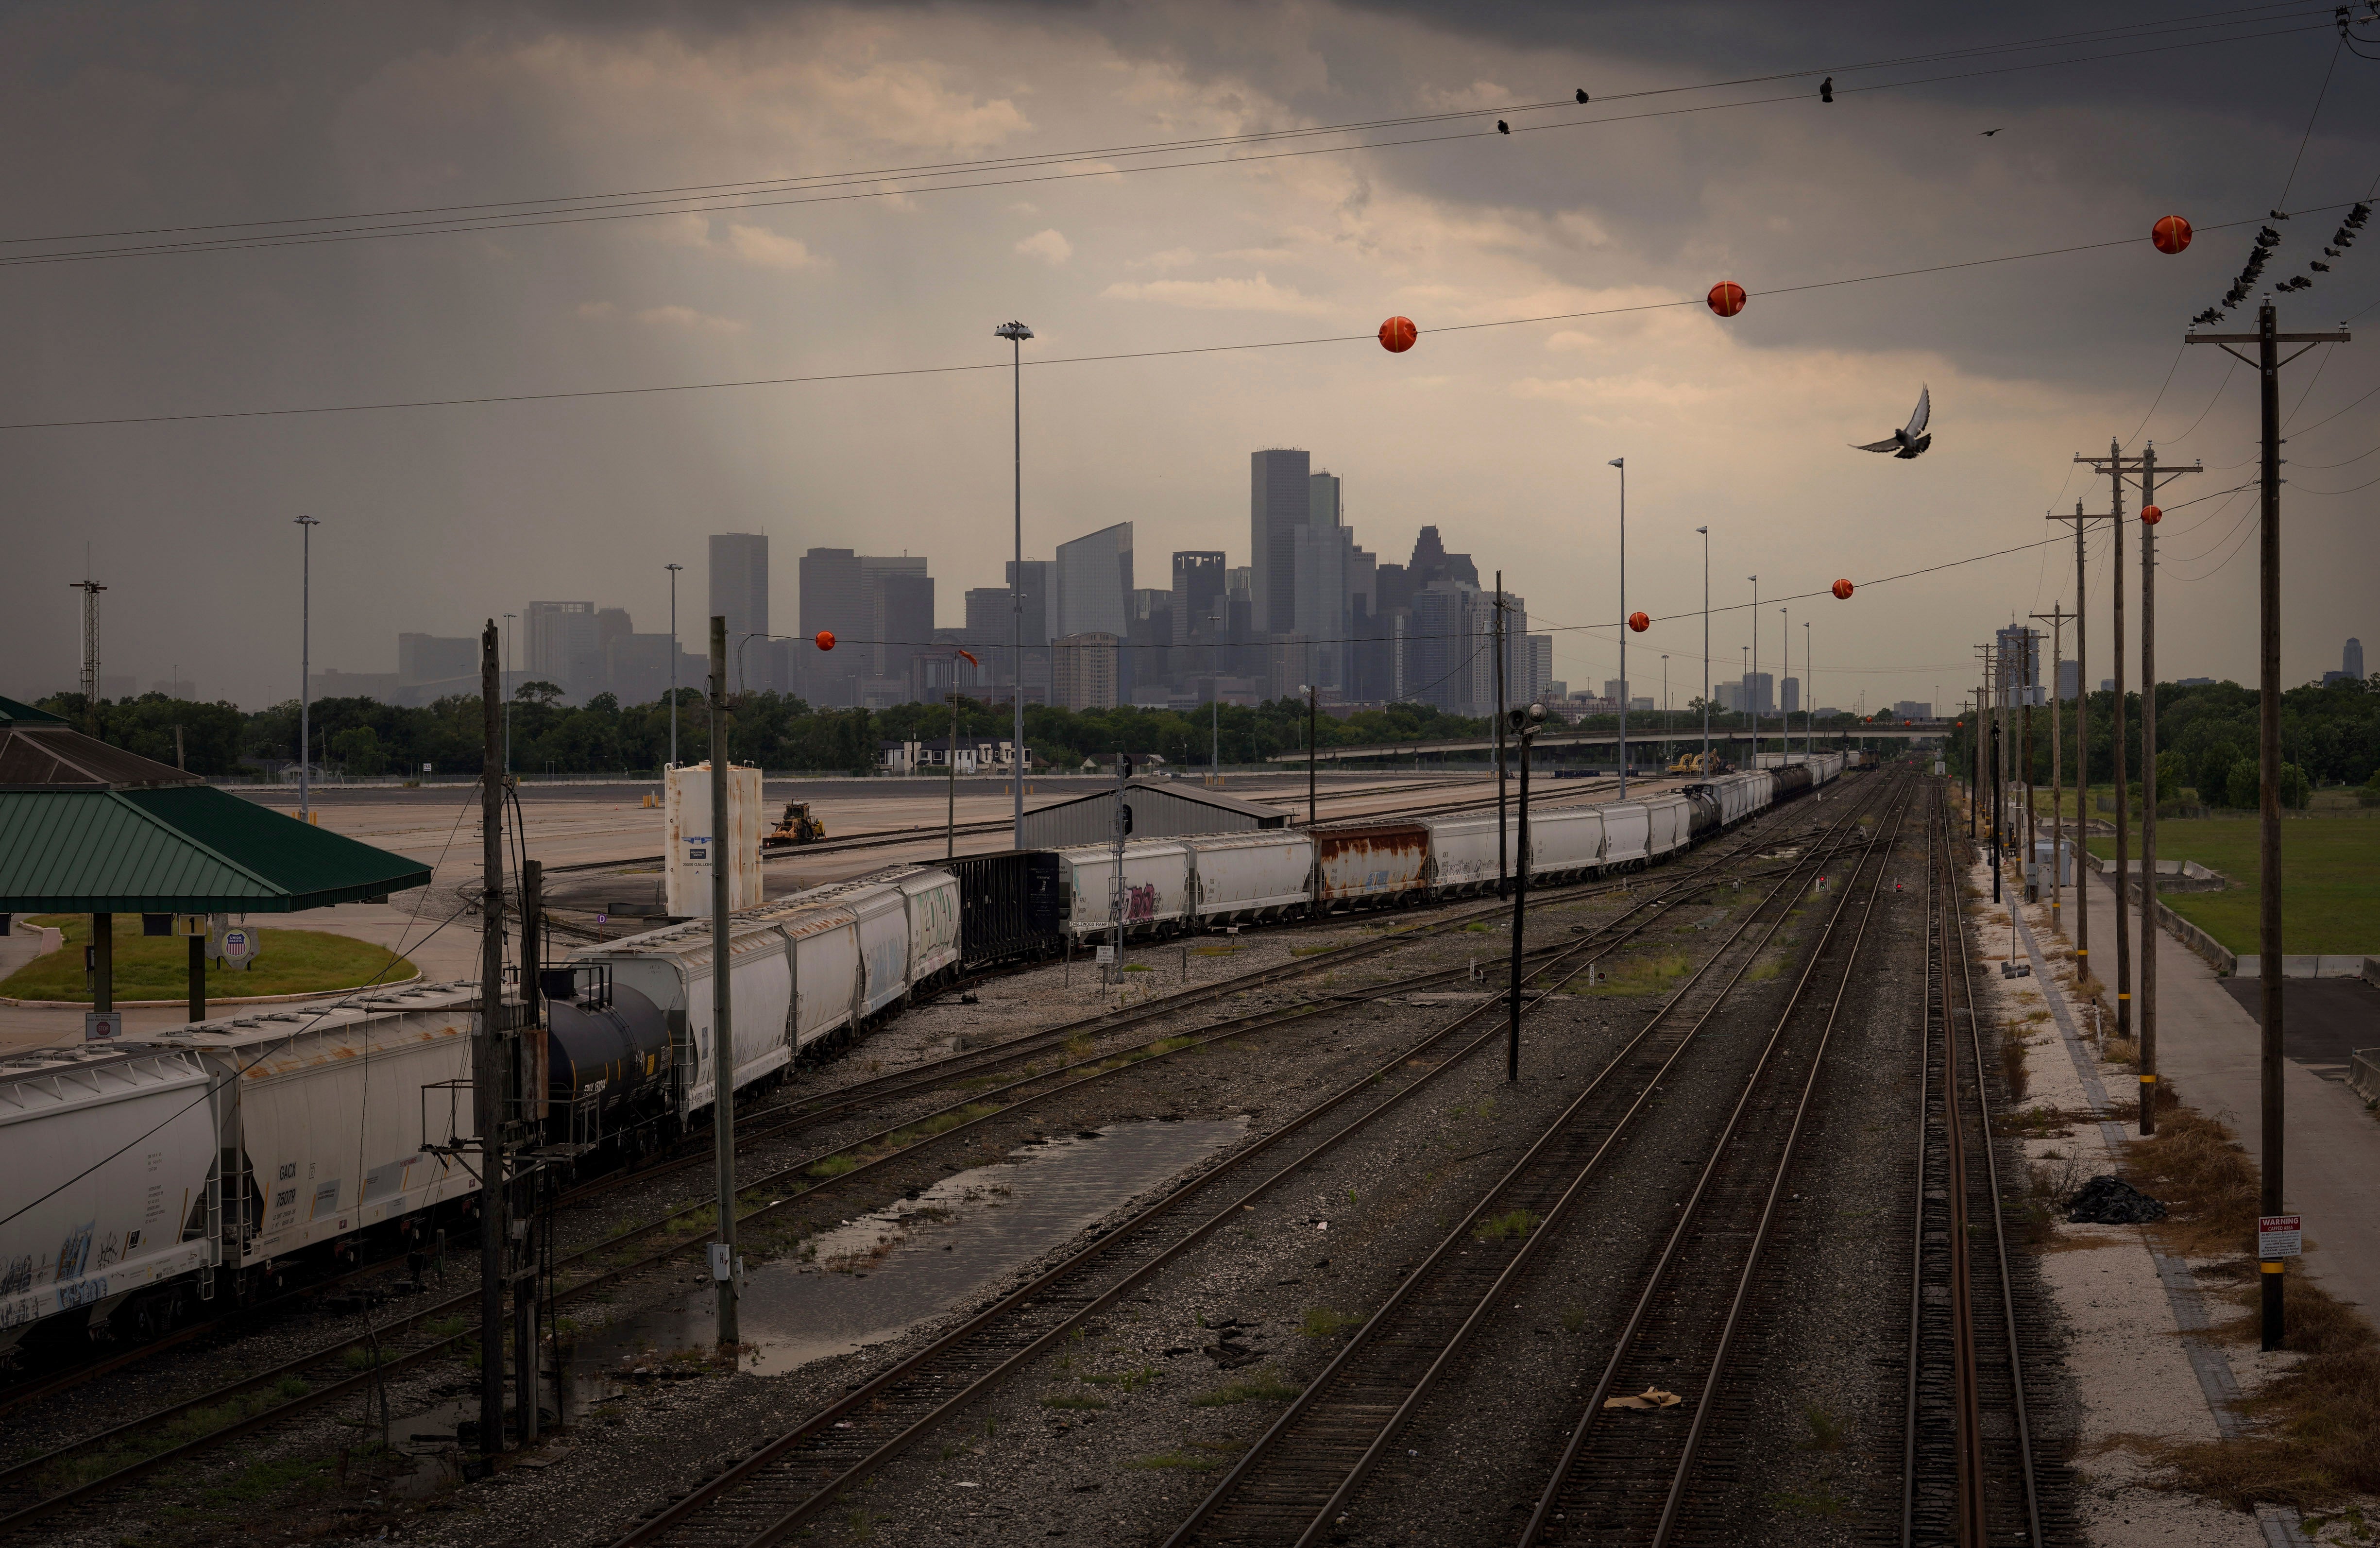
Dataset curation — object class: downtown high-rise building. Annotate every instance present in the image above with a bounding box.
[709,533,770,690]
[1054,523,1133,641]
[1250,448,1310,637]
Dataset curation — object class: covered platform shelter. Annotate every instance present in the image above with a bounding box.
[0,697,432,1029]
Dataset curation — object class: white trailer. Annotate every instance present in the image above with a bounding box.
[0,1044,219,1348]
[1186,832,1315,923]
[664,760,764,917]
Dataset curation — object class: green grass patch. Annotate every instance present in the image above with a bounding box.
[201,1453,336,1508]
[1123,962,1153,972]
[1764,1485,1847,1518]
[1039,1393,1110,1410]
[1190,945,1243,956]
[1290,945,1339,956]
[1576,951,1693,996]
[807,1154,861,1179]
[1191,1369,1303,1406]
[888,1104,999,1148]
[5,915,416,1003]
[2086,817,2380,954]
[1300,1306,1359,1339]
[1082,1365,1160,1392]
[340,1343,393,1370]
[1472,1208,1543,1242]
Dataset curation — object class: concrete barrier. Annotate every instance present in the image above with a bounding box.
[2157,901,2239,977]
[2233,955,2380,979]
[2353,1049,2380,1107]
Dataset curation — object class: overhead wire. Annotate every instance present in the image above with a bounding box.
[5,201,2363,434]
[0,11,2344,269]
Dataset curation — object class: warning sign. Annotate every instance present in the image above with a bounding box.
[2258,1215,2302,1259]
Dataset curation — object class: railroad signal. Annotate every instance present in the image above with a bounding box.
[1832,578,1854,599]
[1628,611,1650,633]
[1377,315,1418,353]
[1706,281,1746,317]
[815,630,836,651]
[2152,215,2193,254]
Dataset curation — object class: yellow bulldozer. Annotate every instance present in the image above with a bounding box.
[761,800,828,850]
[1666,750,1729,777]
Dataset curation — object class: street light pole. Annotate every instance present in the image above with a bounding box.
[1779,605,1789,764]
[1748,576,1760,764]
[1610,457,1627,798]
[1506,701,1544,1083]
[294,515,318,820]
[502,612,516,776]
[996,321,1035,850]
[666,563,683,769]
[1697,527,1710,775]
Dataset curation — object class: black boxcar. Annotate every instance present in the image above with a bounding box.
[947,850,1065,969]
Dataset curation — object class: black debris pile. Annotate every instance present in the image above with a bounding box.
[2066,1174,2168,1225]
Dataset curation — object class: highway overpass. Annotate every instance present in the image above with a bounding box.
[1266,722,1952,765]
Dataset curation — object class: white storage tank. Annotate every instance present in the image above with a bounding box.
[0,1044,220,1347]
[1186,832,1315,922]
[665,761,764,917]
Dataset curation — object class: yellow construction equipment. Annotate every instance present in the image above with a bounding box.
[761,800,827,850]
[1666,750,1729,776]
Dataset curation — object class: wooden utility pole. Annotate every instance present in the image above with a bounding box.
[708,617,739,1348]
[2189,301,2350,1349]
[515,858,542,1446]
[2031,606,2073,936]
[474,621,508,1456]
[2075,443,2199,1117]
[1493,575,1508,898]
[2047,502,2100,992]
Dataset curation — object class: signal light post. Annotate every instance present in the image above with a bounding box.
[2188,301,2351,1350]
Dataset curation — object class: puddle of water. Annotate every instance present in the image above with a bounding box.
[568,1117,1245,1388]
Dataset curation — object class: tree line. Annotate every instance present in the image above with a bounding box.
[1943,675,2380,809]
[34,684,1504,779]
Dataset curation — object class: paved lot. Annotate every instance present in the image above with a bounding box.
[2219,975,2380,1083]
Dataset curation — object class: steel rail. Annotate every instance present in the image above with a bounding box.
[603,793,1863,1548]
[1513,774,1917,1544]
[0,796,1826,1537]
[1166,773,1909,1548]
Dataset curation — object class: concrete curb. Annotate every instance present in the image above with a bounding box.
[0,968,422,1010]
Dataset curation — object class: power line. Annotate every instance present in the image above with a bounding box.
[6,202,2356,434]
[0,11,2341,269]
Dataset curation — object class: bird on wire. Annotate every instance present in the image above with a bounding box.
[1819,76,1834,102]
[1497,119,1511,134]
[1853,386,1933,459]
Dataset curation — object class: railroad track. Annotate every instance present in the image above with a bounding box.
[0,793,1846,1539]
[1157,769,1911,1548]
[1901,782,2042,1547]
[596,788,1875,1548]
[1511,771,1916,1545]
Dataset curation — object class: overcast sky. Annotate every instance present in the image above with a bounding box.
[3,0,2376,714]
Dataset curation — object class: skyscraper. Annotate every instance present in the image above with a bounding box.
[1054,523,1133,641]
[1251,448,1311,636]
[1995,624,2042,707]
[799,547,865,704]
[524,601,598,699]
[2348,638,2366,680]
[1171,551,1226,651]
[709,533,770,690]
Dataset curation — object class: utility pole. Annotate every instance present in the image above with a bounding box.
[1109,750,1130,988]
[1494,577,1509,897]
[1697,527,1710,777]
[1610,456,1628,798]
[502,613,516,777]
[708,617,739,1348]
[666,563,683,770]
[474,621,508,1458]
[947,686,960,860]
[1748,576,1760,764]
[996,320,1035,851]
[1306,684,1319,828]
[1778,605,1789,764]
[2074,443,2200,1073]
[294,516,318,822]
[2189,300,2351,1350]
[516,858,542,1447]
[2047,501,2099,991]
[1506,702,1544,1083]
[2031,606,2073,937]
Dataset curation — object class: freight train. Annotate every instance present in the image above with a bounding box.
[0,758,1844,1355]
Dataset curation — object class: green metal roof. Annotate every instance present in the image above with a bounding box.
[0,786,432,913]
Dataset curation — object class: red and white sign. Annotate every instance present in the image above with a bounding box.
[2258,1214,2302,1259]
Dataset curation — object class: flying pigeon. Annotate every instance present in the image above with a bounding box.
[1497,119,1511,134]
[1980,127,2003,136]
[1853,386,1933,459]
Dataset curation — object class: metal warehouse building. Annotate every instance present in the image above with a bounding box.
[1018,778,1288,849]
